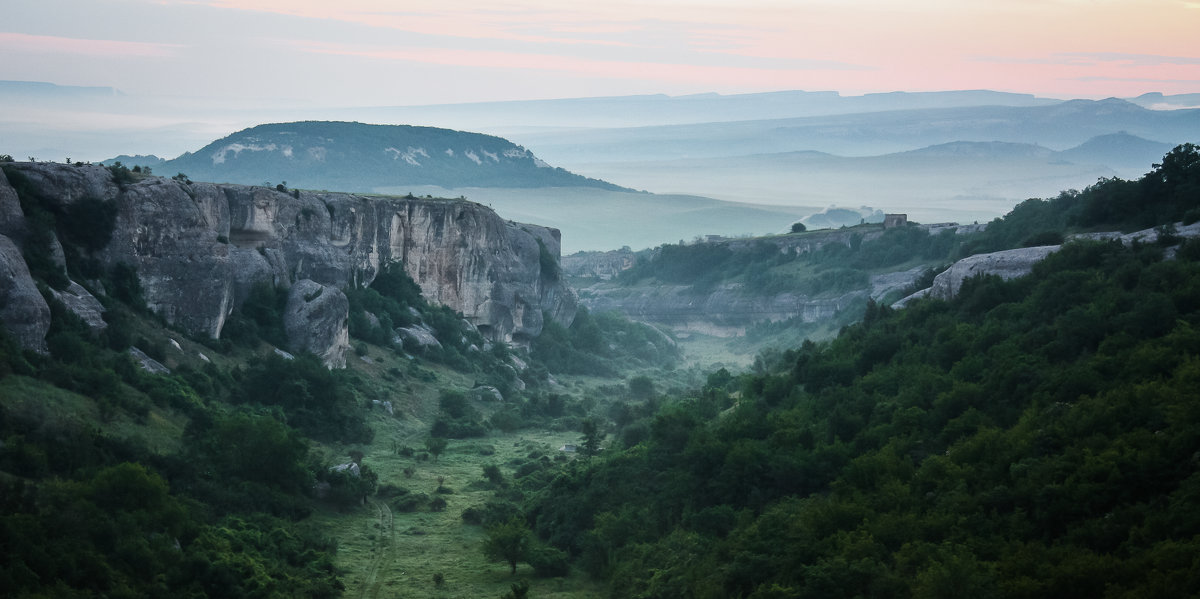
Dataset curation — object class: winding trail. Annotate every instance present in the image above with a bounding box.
[358,496,395,599]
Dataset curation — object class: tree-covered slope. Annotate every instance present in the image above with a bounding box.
[512,145,1200,599]
[527,237,1200,599]
[159,121,629,192]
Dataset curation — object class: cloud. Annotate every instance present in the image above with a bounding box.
[0,32,182,57]
[977,52,1200,66]
[1071,75,1200,84]
[283,38,869,75]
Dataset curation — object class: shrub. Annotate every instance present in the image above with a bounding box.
[527,543,570,578]
[392,491,429,512]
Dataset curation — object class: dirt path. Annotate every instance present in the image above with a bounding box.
[358,497,395,599]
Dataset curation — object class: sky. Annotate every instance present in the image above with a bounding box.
[3,0,1200,105]
[1,0,1199,160]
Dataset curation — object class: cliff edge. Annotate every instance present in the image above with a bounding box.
[0,162,576,360]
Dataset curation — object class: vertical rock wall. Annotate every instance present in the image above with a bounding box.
[0,162,576,356]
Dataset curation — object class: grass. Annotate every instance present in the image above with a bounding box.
[310,343,610,599]
[0,375,188,455]
[312,412,604,599]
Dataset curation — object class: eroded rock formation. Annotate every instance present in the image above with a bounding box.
[284,280,351,369]
[0,162,576,356]
[0,234,51,353]
[927,245,1061,300]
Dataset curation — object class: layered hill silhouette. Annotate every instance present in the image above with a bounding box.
[158,121,629,192]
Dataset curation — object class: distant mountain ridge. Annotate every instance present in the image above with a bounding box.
[158,121,630,193]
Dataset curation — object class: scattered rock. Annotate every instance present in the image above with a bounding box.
[129,346,170,374]
[509,354,528,371]
[330,462,361,477]
[372,399,395,415]
[469,385,504,402]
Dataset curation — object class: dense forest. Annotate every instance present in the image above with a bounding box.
[480,145,1200,597]
[520,237,1200,598]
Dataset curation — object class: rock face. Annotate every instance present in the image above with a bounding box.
[0,168,26,242]
[927,246,1062,301]
[904,222,1200,305]
[581,284,855,337]
[0,234,51,352]
[578,266,926,338]
[284,280,350,369]
[561,247,637,280]
[0,162,576,349]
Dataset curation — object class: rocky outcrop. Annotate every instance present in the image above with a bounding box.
[129,347,170,374]
[0,234,51,352]
[0,162,576,349]
[51,281,107,332]
[576,265,927,338]
[468,385,504,402]
[562,248,637,280]
[395,323,442,350]
[580,283,864,337]
[283,280,350,369]
[0,168,26,242]
[926,246,1061,301]
[899,222,1200,306]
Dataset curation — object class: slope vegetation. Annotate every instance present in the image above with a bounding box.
[161,121,628,192]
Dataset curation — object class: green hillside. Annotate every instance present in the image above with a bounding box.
[160,121,629,192]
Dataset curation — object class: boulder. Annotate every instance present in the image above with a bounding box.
[395,322,442,349]
[284,279,350,369]
[330,462,361,477]
[468,385,504,402]
[0,234,50,353]
[51,281,107,332]
[129,346,170,374]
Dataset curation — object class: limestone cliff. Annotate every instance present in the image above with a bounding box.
[0,162,576,356]
[927,246,1061,301]
[578,267,925,338]
[0,234,50,353]
[894,221,1200,307]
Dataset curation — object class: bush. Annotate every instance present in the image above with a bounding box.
[392,491,429,512]
[527,543,570,578]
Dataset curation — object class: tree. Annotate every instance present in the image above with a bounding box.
[426,436,448,461]
[791,222,807,233]
[483,517,530,575]
[580,418,603,458]
[628,375,655,400]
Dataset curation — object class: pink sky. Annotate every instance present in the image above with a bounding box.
[2,0,1198,103]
